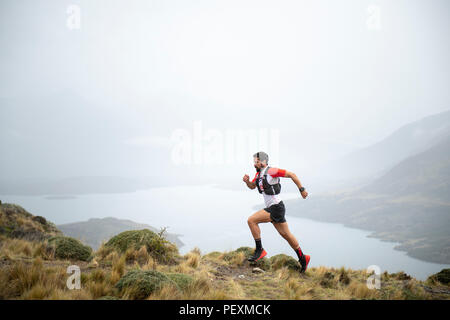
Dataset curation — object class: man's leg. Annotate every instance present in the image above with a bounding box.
[247,209,272,261]
[272,221,310,272]
[247,209,272,239]
[272,221,299,250]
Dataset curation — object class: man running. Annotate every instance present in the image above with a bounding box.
[242,151,310,272]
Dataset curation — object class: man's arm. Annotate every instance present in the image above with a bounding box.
[268,168,308,199]
[284,170,308,199]
[284,170,303,189]
[243,174,257,189]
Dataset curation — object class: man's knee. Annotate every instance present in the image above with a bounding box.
[247,217,254,225]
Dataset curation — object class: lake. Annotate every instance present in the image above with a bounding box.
[1,184,448,280]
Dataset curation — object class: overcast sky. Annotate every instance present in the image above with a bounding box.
[0,0,449,183]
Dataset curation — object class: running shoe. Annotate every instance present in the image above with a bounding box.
[299,254,310,273]
[247,248,267,262]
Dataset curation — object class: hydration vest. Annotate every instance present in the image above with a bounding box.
[256,166,281,195]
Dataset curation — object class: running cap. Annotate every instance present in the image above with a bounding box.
[253,151,269,164]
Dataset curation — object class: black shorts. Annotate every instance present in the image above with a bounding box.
[264,201,286,223]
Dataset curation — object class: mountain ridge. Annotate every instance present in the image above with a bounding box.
[317,109,450,187]
[286,114,450,264]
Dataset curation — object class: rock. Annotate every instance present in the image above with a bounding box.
[238,274,245,279]
[252,267,265,274]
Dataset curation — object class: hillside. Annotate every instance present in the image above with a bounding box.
[360,135,450,201]
[58,217,184,250]
[286,193,450,263]
[0,202,61,241]
[286,132,450,264]
[284,112,450,264]
[318,110,450,185]
[0,201,449,300]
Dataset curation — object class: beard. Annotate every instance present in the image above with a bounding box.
[254,165,260,172]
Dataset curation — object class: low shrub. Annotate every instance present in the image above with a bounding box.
[47,236,92,261]
[166,273,194,291]
[104,229,178,264]
[270,254,301,272]
[115,269,178,299]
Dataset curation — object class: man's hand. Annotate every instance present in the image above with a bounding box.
[300,190,308,199]
[243,174,256,189]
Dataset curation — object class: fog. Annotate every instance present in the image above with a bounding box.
[1,1,449,277]
[1,0,449,190]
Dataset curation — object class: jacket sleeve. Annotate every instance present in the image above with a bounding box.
[267,167,286,178]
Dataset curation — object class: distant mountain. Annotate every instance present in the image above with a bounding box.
[58,217,184,250]
[360,135,450,201]
[318,110,450,186]
[282,110,450,264]
[286,191,450,264]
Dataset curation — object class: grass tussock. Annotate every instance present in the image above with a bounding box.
[184,248,201,268]
[101,229,179,265]
[47,236,92,262]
